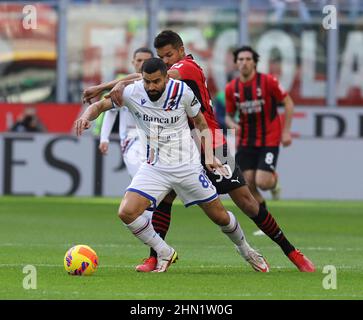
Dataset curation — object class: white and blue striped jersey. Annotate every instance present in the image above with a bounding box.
[113,79,201,168]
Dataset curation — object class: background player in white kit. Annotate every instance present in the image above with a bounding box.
[75,58,269,272]
[98,47,153,177]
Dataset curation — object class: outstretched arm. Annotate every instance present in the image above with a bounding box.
[103,74,141,107]
[82,73,141,104]
[83,70,182,105]
[75,98,115,136]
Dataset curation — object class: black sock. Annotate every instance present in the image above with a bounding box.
[149,201,172,258]
[251,204,295,256]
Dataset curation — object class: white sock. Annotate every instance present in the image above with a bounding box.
[220,211,249,248]
[125,215,171,257]
[141,209,153,221]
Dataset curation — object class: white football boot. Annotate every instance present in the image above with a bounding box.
[153,247,178,273]
[236,243,270,272]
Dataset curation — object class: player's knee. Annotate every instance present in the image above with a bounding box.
[256,171,277,190]
[118,203,134,223]
[256,179,273,191]
[213,212,230,226]
[117,208,127,222]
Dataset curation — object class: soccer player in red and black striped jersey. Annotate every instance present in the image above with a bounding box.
[225,45,315,270]
[225,46,293,208]
[154,31,314,272]
[83,31,315,273]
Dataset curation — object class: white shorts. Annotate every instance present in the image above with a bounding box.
[122,138,142,178]
[126,162,218,209]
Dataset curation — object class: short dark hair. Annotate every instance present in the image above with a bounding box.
[141,57,168,76]
[133,47,154,58]
[233,46,260,64]
[154,30,184,49]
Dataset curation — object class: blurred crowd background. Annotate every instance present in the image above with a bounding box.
[0,0,362,109]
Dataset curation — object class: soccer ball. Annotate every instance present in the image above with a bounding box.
[64,244,99,276]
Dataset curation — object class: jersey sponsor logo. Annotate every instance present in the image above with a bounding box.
[237,99,265,114]
[142,114,181,124]
[141,98,147,105]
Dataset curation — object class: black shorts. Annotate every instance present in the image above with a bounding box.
[202,144,246,195]
[235,146,279,173]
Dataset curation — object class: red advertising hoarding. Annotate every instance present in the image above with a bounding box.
[0,103,82,133]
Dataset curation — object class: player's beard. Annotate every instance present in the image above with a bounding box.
[241,65,255,79]
[242,67,252,78]
[146,85,166,102]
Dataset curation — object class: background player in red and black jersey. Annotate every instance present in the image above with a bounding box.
[82,30,315,273]
[225,46,294,208]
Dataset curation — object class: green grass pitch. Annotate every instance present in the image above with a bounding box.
[0,196,362,300]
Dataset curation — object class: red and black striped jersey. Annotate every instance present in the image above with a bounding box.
[225,72,287,147]
[170,55,225,149]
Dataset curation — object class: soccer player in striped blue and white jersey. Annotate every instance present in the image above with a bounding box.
[75,58,269,273]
